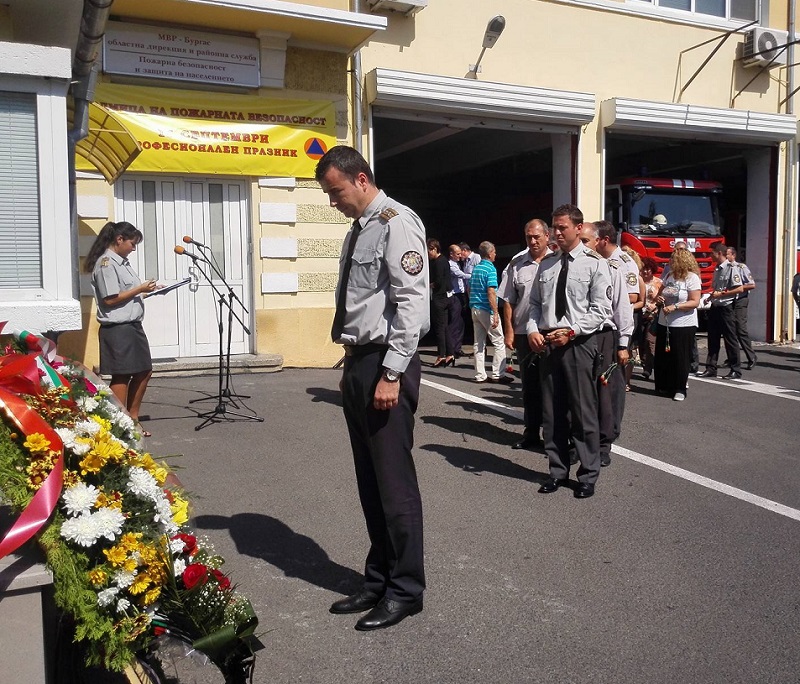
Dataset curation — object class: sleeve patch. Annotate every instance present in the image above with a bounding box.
[626,272,638,287]
[606,286,613,299]
[733,274,741,284]
[401,250,424,275]
[379,207,399,221]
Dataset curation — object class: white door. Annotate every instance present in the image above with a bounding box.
[116,176,251,360]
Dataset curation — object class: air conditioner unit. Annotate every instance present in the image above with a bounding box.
[742,27,789,68]
[367,0,428,16]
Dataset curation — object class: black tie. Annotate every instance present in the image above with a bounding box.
[331,221,362,341]
[555,252,569,320]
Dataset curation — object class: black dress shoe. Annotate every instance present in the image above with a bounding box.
[574,483,595,499]
[600,453,611,467]
[695,370,717,378]
[722,370,742,380]
[538,478,566,494]
[330,590,381,614]
[746,355,757,370]
[354,597,423,631]
[513,438,542,450]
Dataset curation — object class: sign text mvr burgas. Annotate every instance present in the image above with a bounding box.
[103,21,261,88]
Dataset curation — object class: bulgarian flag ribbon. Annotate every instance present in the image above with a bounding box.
[0,387,64,559]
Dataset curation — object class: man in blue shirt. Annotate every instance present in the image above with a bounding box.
[470,241,513,384]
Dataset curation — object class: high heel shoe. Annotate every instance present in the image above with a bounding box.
[432,357,446,368]
[445,356,456,367]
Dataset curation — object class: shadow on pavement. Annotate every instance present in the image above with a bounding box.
[194,513,362,595]
[420,413,519,443]
[306,386,343,408]
[419,443,548,484]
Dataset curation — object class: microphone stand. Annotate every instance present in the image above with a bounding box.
[181,251,263,430]
[188,242,250,403]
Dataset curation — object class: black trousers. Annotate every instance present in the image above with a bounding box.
[447,295,465,356]
[514,334,542,441]
[540,334,601,485]
[431,295,452,357]
[733,298,756,365]
[595,329,625,457]
[654,324,696,395]
[705,305,741,373]
[341,350,425,602]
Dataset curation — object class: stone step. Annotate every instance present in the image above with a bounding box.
[150,353,283,378]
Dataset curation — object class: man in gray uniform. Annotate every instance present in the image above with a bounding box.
[498,218,551,449]
[527,204,612,499]
[726,246,757,369]
[581,221,634,468]
[697,242,744,379]
[316,146,429,631]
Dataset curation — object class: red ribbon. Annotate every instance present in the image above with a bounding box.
[0,386,64,559]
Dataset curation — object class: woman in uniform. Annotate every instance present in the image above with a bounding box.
[84,221,159,435]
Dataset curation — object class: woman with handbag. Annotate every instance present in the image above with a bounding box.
[653,249,701,401]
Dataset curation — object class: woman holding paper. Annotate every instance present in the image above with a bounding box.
[85,221,160,436]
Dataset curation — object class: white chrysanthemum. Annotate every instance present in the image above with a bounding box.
[173,557,187,576]
[61,513,100,547]
[169,537,186,554]
[109,408,135,434]
[76,395,100,412]
[55,427,78,448]
[93,507,126,541]
[71,441,91,456]
[113,570,136,589]
[62,482,99,516]
[75,419,101,437]
[153,496,178,535]
[97,587,119,607]
[126,467,160,499]
[116,598,131,613]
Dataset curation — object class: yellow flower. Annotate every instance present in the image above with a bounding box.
[62,470,80,488]
[91,432,125,463]
[23,433,51,454]
[90,415,112,432]
[119,532,142,552]
[123,557,138,573]
[129,573,150,595]
[143,586,161,605]
[79,450,106,475]
[152,465,169,486]
[88,568,107,587]
[171,496,190,526]
[103,545,128,567]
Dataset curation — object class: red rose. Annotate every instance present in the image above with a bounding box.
[84,378,97,394]
[173,533,198,556]
[182,563,208,589]
[211,568,231,591]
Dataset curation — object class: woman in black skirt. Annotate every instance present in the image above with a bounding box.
[85,221,159,435]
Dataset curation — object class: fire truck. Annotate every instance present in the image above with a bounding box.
[605,178,724,292]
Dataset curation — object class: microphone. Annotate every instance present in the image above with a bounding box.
[174,245,203,261]
[183,235,207,249]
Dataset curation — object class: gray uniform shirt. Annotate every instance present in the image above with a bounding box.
[734,260,753,299]
[610,246,640,298]
[527,243,613,336]
[711,261,741,307]
[334,190,430,373]
[497,248,545,334]
[606,260,635,347]
[91,249,145,324]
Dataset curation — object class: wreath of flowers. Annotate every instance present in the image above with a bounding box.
[0,329,258,682]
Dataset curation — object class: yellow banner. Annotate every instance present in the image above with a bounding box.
[79,83,335,178]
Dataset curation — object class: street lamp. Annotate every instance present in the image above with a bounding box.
[468,16,506,78]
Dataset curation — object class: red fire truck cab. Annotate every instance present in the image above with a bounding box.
[605,178,724,292]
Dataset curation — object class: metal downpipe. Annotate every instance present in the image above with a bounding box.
[780,0,797,342]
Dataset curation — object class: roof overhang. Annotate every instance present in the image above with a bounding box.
[69,101,141,183]
[602,97,796,144]
[110,0,387,53]
[366,68,596,133]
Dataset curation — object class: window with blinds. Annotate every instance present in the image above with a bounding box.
[0,91,41,289]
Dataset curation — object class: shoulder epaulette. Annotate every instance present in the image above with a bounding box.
[509,249,529,265]
[543,251,559,260]
[100,257,110,267]
[584,249,601,259]
[379,207,399,221]
[607,259,620,269]
[619,252,632,263]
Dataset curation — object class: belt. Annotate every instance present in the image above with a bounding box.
[343,342,389,357]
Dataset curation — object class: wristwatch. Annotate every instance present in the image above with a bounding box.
[382,368,401,383]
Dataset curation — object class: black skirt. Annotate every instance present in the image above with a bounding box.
[98,321,152,376]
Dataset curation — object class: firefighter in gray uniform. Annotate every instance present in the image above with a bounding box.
[527,205,612,499]
[316,146,429,631]
[580,222,634,468]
